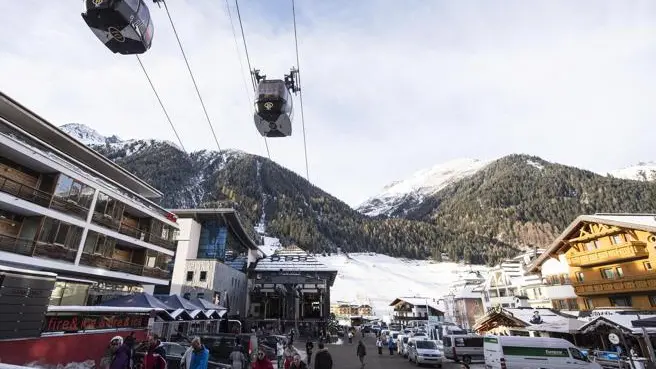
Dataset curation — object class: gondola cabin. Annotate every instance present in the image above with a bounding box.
[81,0,154,55]
[253,80,293,137]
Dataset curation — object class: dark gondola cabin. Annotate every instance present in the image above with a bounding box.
[253,80,293,137]
[81,0,154,55]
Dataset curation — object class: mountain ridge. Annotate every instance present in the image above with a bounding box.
[58,123,656,265]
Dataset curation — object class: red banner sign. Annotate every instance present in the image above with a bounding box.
[44,314,149,333]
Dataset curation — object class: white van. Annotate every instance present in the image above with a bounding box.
[484,335,602,369]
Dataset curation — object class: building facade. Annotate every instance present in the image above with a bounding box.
[248,245,337,334]
[529,214,656,311]
[167,208,261,319]
[389,297,445,322]
[0,92,178,305]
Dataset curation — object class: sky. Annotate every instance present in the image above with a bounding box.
[1,1,656,207]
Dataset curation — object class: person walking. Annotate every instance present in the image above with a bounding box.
[387,335,395,355]
[142,335,167,369]
[356,340,366,369]
[251,347,274,369]
[276,341,285,369]
[313,342,333,369]
[375,337,383,355]
[228,345,246,369]
[189,337,209,369]
[305,340,314,366]
[347,331,353,344]
[283,343,296,369]
[288,354,307,369]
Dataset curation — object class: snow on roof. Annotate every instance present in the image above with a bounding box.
[504,308,581,333]
[389,297,443,311]
[579,314,656,334]
[254,246,337,273]
[453,285,483,299]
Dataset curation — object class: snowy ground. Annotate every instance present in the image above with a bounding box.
[315,252,489,317]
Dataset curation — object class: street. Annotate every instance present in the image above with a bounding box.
[296,332,485,369]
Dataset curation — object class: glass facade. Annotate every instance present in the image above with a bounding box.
[49,280,91,306]
[198,219,228,260]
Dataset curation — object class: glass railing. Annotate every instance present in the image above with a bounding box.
[0,173,52,207]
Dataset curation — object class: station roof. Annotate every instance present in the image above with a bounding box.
[170,208,259,250]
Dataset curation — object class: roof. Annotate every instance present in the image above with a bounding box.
[47,306,167,313]
[190,297,227,311]
[528,213,656,273]
[155,294,203,310]
[453,285,484,300]
[254,246,337,273]
[170,208,259,250]
[97,292,173,310]
[389,297,443,312]
[474,307,580,333]
[579,314,656,334]
[0,91,162,198]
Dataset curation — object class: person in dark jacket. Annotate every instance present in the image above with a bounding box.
[110,336,132,369]
[143,335,167,369]
[288,354,307,369]
[313,342,333,369]
[305,340,314,366]
[356,340,366,369]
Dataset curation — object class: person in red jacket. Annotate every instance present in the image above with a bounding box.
[143,335,167,369]
[251,347,273,369]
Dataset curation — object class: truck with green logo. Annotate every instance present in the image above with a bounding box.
[483,335,602,369]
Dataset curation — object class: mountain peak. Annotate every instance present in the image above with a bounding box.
[59,123,119,146]
[610,162,656,182]
[357,157,493,217]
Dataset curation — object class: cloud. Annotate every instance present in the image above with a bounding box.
[1,0,656,206]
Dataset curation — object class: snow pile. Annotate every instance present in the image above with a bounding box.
[316,252,489,318]
[59,123,110,146]
[610,161,656,182]
[357,158,492,216]
[258,236,282,256]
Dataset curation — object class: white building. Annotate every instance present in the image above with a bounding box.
[533,253,579,314]
[482,249,550,310]
[0,92,179,305]
[167,208,261,319]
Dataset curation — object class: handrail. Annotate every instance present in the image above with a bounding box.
[0,173,52,206]
[0,233,37,256]
[80,251,171,279]
[50,196,90,219]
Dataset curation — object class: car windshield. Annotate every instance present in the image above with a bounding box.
[416,341,437,350]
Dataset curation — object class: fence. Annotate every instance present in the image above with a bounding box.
[151,320,242,342]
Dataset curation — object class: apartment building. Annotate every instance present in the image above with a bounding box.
[0,92,179,305]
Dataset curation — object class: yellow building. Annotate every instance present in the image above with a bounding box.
[529,214,656,311]
[358,304,373,316]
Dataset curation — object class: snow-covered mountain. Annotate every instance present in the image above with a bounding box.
[357,158,492,217]
[59,123,122,146]
[610,162,656,182]
[316,252,489,317]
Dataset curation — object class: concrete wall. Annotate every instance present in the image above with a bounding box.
[170,218,202,295]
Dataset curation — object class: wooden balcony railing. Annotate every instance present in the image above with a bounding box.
[573,274,656,295]
[91,212,121,231]
[117,222,147,240]
[0,173,51,207]
[50,197,90,220]
[146,233,177,250]
[567,241,649,267]
[0,233,37,256]
[32,242,77,262]
[80,252,171,280]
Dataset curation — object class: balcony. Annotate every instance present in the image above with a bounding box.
[0,233,37,256]
[573,274,656,296]
[50,197,90,220]
[117,221,147,240]
[0,173,51,207]
[146,233,176,250]
[567,241,649,267]
[32,242,77,262]
[79,252,171,280]
[91,212,121,231]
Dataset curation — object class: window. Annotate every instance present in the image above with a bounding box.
[585,241,598,251]
[186,271,194,282]
[609,296,632,307]
[601,268,616,279]
[650,295,656,307]
[611,234,624,245]
[569,348,589,362]
[197,293,205,299]
[616,267,624,278]
[644,262,652,271]
[200,271,207,282]
[183,293,190,300]
[584,298,594,310]
[575,272,584,282]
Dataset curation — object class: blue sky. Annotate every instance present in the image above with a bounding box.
[1,1,656,206]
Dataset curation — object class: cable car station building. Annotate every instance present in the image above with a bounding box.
[248,245,337,335]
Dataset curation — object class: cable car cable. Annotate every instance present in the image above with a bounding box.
[291,0,310,181]
[135,55,187,154]
[230,0,272,160]
[160,0,222,152]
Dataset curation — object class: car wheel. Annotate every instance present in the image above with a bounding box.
[462,355,472,364]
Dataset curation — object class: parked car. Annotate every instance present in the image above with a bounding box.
[407,339,443,367]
